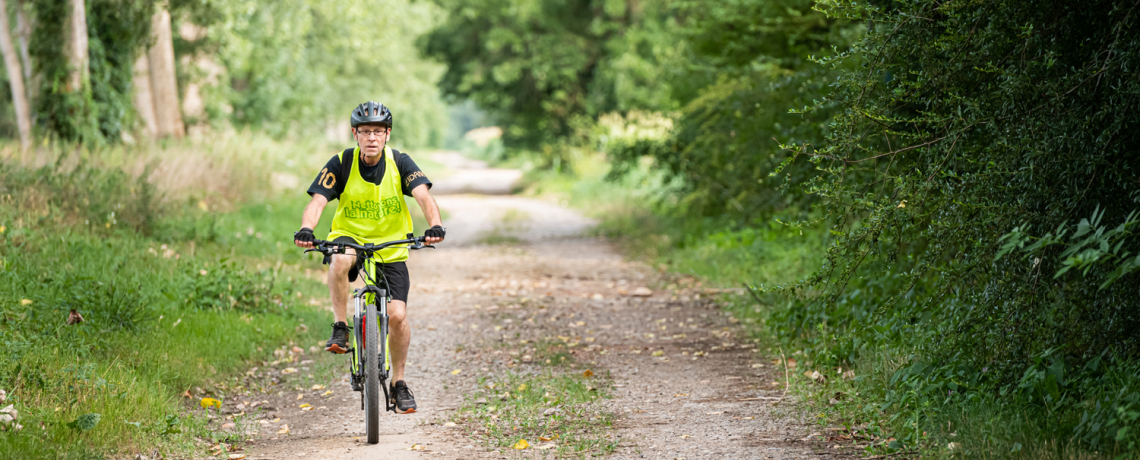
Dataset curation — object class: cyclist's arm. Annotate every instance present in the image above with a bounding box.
[296,194,329,248]
[410,184,443,241]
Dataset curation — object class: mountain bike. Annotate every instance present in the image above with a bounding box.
[303,233,433,444]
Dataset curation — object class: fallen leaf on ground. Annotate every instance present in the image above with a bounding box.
[513,439,530,449]
[200,398,221,409]
[631,287,653,297]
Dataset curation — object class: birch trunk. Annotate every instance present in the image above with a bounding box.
[147,9,183,138]
[131,55,157,137]
[0,0,32,149]
[14,0,30,86]
[63,0,88,93]
[15,0,35,124]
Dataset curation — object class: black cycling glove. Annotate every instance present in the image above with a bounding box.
[294,227,315,244]
[424,225,446,239]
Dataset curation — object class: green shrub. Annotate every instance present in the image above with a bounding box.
[755,0,1140,455]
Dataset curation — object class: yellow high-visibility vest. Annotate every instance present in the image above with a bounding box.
[327,146,413,262]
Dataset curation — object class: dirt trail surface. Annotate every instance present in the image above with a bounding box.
[242,153,841,459]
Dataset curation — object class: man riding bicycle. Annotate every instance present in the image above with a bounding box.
[292,101,445,414]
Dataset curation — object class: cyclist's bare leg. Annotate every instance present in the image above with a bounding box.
[388,299,411,382]
[327,249,356,324]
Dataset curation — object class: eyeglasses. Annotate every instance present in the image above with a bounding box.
[356,129,388,138]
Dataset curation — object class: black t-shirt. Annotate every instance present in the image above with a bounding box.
[307,148,432,201]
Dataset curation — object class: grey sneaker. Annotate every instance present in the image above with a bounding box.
[390,380,417,414]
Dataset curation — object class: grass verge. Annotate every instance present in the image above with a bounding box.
[450,367,617,458]
[0,137,367,458]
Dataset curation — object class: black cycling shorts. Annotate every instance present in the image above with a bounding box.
[332,236,411,303]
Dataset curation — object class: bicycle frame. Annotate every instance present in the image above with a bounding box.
[348,253,395,411]
[304,234,432,417]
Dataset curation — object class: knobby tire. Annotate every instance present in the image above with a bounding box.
[365,302,380,444]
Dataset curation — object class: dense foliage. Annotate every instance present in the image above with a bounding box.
[199,0,448,145]
[422,0,679,155]
[792,0,1140,385]
[30,0,155,143]
[606,0,857,218]
[3,0,449,146]
[425,0,856,212]
[766,0,1140,452]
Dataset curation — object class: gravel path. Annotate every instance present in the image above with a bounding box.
[241,155,846,459]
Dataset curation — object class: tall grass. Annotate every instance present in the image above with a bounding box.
[0,136,352,458]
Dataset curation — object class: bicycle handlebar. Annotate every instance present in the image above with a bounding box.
[302,233,435,257]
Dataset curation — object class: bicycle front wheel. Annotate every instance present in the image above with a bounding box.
[364,302,380,444]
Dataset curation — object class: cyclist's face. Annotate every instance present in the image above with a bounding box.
[353,126,390,156]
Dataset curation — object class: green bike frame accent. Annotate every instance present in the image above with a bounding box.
[350,260,391,378]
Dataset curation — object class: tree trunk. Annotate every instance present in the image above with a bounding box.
[147,9,183,138]
[14,0,31,87]
[62,0,88,93]
[131,55,157,137]
[0,0,32,149]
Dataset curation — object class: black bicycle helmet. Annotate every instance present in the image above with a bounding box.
[350,101,393,128]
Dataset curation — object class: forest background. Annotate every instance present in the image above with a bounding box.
[0,0,1137,458]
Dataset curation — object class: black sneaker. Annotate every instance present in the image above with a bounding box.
[325,322,350,354]
[390,380,417,414]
